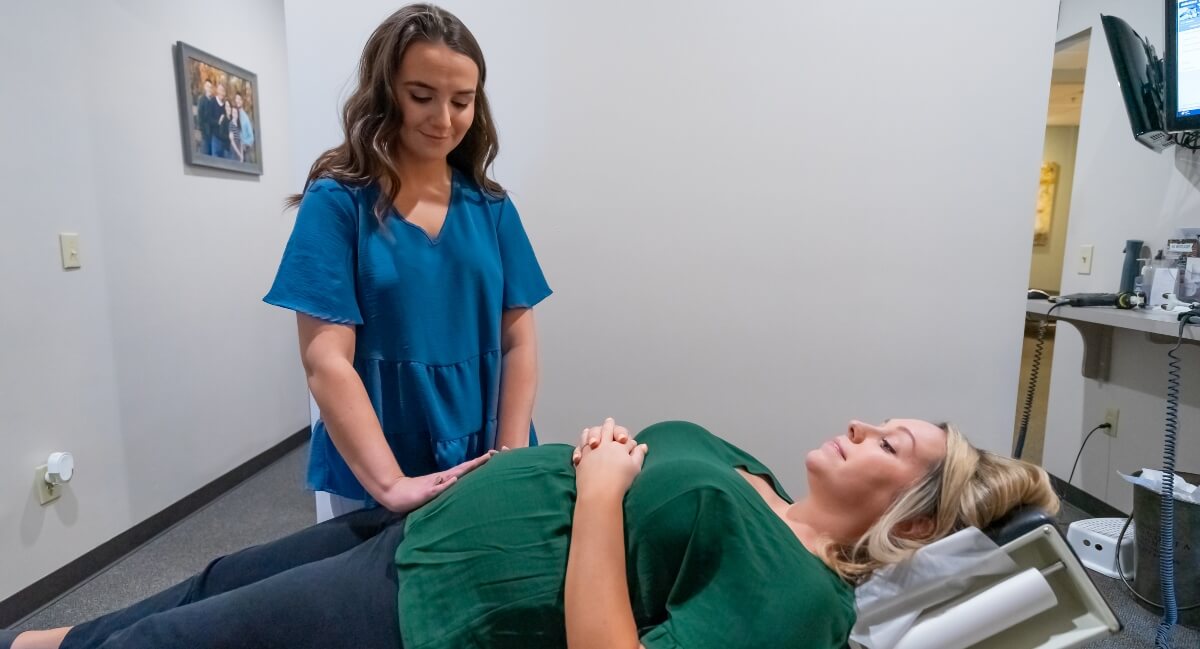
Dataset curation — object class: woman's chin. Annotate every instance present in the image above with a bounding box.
[397,142,448,163]
[803,450,823,473]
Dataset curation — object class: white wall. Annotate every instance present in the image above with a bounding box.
[1044,0,1200,511]
[0,0,306,602]
[286,0,1060,493]
[0,2,131,605]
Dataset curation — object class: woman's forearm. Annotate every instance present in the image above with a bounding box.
[565,491,640,649]
[495,339,537,449]
[307,358,405,499]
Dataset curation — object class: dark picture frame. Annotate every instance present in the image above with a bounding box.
[173,41,263,175]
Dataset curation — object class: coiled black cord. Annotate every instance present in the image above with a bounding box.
[1015,302,1064,459]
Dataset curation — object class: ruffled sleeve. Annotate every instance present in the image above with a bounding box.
[264,178,364,325]
[496,196,551,309]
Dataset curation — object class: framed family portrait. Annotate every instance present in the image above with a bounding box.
[174,41,263,175]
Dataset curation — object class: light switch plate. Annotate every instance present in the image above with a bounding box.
[59,233,81,269]
[1077,244,1094,275]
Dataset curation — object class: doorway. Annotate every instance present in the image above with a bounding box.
[1013,29,1090,464]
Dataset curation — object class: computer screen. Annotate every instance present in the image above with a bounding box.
[1103,14,1171,150]
[1167,0,1200,131]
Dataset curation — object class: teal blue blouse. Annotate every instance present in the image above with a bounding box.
[264,171,551,501]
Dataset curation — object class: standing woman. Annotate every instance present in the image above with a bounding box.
[226,97,244,162]
[235,93,255,162]
[265,4,551,520]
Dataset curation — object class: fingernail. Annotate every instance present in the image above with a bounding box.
[606,417,614,422]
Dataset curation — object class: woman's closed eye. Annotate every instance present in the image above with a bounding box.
[409,95,469,110]
[881,438,897,455]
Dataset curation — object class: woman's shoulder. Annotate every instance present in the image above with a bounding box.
[306,176,369,197]
[299,177,373,217]
[452,168,508,209]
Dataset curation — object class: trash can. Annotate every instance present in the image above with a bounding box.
[1132,469,1200,629]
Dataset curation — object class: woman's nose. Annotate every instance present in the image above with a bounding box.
[433,103,452,128]
[847,421,878,443]
[848,421,864,443]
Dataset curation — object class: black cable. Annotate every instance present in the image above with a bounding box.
[1064,423,1112,495]
[1172,131,1200,151]
[1015,302,1064,459]
[1113,514,1200,612]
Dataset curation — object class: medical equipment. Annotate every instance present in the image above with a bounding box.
[1065,517,1135,579]
[851,507,1120,649]
[1121,240,1146,293]
[1053,292,1144,309]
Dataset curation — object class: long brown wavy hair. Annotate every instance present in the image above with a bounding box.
[286,4,503,215]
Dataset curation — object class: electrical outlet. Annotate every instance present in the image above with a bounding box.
[1104,408,1119,438]
[35,465,61,505]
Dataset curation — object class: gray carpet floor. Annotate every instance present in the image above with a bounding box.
[10,444,1200,647]
[12,444,313,632]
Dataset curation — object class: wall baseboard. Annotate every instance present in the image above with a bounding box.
[0,427,309,628]
[1050,473,1128,519]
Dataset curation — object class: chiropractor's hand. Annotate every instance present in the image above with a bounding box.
[377,451,496,514]
[572,418,648,500]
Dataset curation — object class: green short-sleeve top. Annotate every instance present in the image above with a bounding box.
[395,421,855,648]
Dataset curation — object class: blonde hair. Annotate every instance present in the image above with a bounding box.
[825,423,1059,584]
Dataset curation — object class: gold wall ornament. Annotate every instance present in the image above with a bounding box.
[1034,161,1059,247]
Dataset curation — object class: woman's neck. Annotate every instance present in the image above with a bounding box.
[736,470,843,559]
[394,157,451,193]
[785,498,863,551]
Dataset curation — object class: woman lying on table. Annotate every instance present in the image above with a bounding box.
[6,417,1057,649]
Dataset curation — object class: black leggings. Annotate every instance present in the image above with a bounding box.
[59,507,406,649]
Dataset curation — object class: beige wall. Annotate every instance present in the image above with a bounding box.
[1029,126,1080,293]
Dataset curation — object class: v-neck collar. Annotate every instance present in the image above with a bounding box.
[389,169,458,246]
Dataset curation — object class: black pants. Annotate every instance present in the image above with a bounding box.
[59,507,406,649]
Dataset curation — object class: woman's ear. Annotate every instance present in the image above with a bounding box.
[894,515,935,540]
